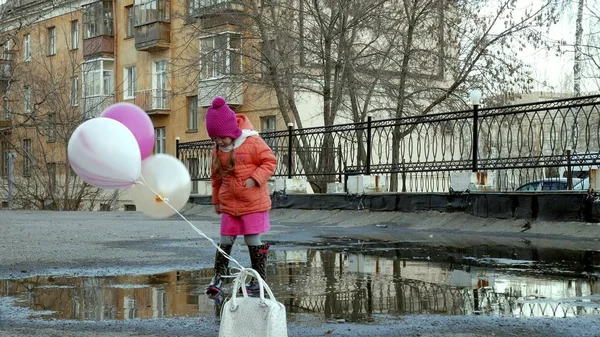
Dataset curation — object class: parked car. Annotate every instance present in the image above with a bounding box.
[515,178,583,191]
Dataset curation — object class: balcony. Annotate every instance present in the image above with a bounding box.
[195,0,245,20]
[134,89,171,114]
[82,0,115,58]
[134,0,171,52]
[82,95,115,120]
[198,77,243,107]
[83,35,115,58]
[135,22,170,51]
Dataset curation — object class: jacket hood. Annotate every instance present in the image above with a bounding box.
[218,114,259,152]
[236,114,254,130]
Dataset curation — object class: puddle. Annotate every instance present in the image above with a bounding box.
[1,243,599,322]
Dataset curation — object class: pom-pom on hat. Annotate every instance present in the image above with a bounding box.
[205,96,242,139]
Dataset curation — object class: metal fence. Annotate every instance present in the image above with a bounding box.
[177,94,600,192]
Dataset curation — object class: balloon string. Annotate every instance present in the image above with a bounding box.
[134,176,244,274]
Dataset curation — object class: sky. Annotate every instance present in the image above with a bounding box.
[525,0,600,94]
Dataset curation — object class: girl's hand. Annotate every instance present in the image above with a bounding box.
[244,178,258,187]
[214,204,221,214]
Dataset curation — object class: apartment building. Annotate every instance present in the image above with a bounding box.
[0,0,285,209]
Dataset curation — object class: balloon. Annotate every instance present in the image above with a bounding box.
[68,117,141,189]
[101,102,155,160]
[129,154,191,218]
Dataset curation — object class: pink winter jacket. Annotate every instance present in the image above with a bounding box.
[211,114,277,216]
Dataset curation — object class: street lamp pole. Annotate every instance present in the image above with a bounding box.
[470,90,482,172]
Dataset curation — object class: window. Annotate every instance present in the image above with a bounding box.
[200,33,241,79]
[260,115,276,149]
[47,162,56,192]
[186,0,199,22]
[47,113,56,142]
[2,94,10,121]
[154,60,167,90]
[125,6,134,38]
[199,0,228,7]
[2,97,9,121]
[23,33,31,61]
[82,0,114,39]
[71,20,79,49]
[134,0,170,26]
[47,27,56,55]
[1,42,11,79]
[153,60,167,109]
[260,115,276,133]
[3,40,11,60]
[83,59,114,97]
[24,86,31,112]
[260,39,276,78]
[154,127,166,154]
[71,76,79,106]
[1,141,9,177]
[82,59,114,118]
[23,139,32,177]
[124,66,136,99]
[187,95,198,130]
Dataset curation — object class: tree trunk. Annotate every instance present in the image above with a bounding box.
[573,0,584,96]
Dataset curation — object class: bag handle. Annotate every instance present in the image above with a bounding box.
[229,267,277,310]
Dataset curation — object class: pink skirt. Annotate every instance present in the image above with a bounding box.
[221,211,271,236]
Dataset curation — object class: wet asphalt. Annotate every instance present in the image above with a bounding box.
[0,207,599,336]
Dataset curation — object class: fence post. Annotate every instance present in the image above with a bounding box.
[287,122,294,178]
[175,137,180,159]
[338,144,343,183]
[366,113,372,175]
[566,149,573,190]
[472,105,480,172]
[470,90,482,172]
[401,159,407,192]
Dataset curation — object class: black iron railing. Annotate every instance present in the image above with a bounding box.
[178,94,600,192]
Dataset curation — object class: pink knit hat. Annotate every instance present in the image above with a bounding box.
[205,96,242,139]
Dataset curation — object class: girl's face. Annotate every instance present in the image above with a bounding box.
[213,137,233,147]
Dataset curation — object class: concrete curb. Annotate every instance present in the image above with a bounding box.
[190,192,600,223]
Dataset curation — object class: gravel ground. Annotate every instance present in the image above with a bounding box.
[0,207,599,337]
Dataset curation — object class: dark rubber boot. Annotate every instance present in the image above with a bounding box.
[246,244,270,294]
[205,244,233,298]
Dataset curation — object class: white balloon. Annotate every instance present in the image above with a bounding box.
[68,117,141,189]
[129,154,192,218]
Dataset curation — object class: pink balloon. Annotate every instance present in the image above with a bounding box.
[101,103,155,159]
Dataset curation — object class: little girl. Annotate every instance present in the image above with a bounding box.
[204,96,277,297]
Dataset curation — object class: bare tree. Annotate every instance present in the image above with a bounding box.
[0,7,116,210]
[579,0,600,91]
[535,0,599,94]
[574,0,585,96]
[174,0,567,191]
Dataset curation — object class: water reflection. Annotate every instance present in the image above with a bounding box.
[1,246,599,322]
